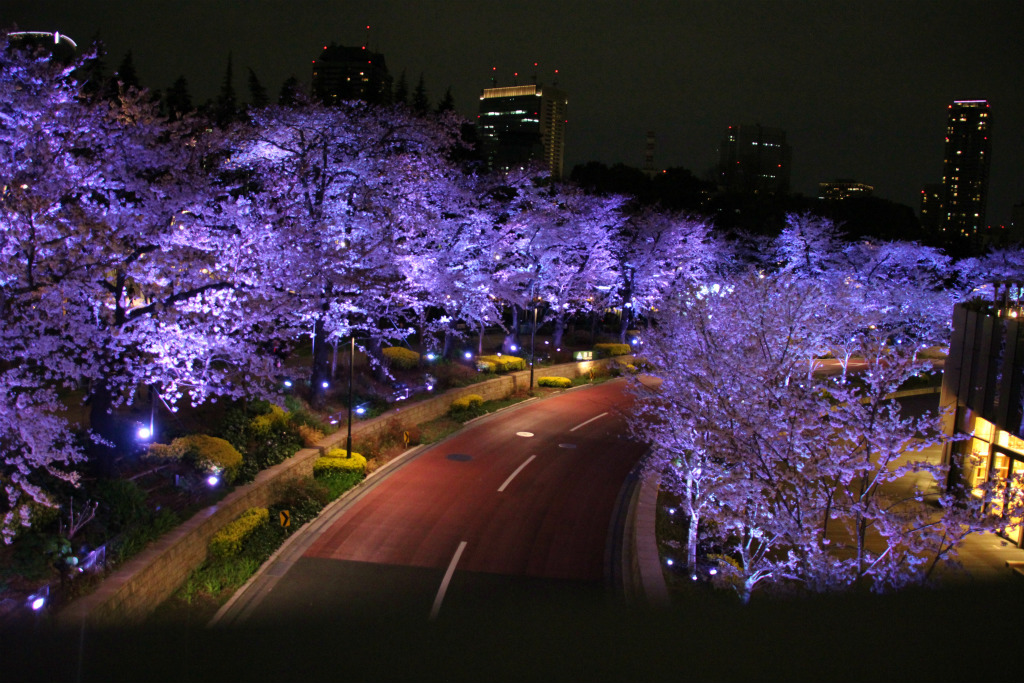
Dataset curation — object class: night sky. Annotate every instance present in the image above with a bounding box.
[5,1,1023,226]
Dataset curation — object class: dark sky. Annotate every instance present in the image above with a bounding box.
[6,1,1023,226]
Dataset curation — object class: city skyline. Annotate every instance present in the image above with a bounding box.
[4,0,1022,225]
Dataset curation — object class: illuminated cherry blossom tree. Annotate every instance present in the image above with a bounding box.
[231,102,462,406]
[635,237,990,601]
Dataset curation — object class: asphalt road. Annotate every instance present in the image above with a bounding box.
[215,379,648,628]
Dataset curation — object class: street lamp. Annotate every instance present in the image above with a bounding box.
[347,335,355,457]
[529,298,541,392]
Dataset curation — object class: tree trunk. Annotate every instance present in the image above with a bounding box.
[309,316,331,409]
[552,312,566,349]
[88,381,120,478]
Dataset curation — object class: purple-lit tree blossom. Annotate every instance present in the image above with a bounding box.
[634,263,988,601]
[2,39,266,492]
[232,102,462,406]
[609,207,713,343]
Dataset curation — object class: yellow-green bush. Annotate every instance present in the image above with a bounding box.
[593,343,632,358]
[383,346,420,370]
[477,355,526,372]
[208,507,269,560]
[537,376,572,388]
[313,450,368,477]
[450,394,484,412]
[250,404,288,436]
[146,434,243,483]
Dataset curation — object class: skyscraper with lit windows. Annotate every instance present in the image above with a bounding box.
[717,124,791,195]
[477,84,568,180]
[940,100,991,236]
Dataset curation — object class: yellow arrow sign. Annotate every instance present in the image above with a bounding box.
[279,510,291,528]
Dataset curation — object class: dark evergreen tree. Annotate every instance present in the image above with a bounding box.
[247,67,269,108]
[393,70,408,105]
[435,86,455,114]
[278,75,301,107]
[411,73,429,115]
[163,76,192,120]
[213,53,238,126]
[104,50,139,99]
[76,32,107,101]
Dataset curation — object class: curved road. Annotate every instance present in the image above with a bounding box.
[215,379,647,627]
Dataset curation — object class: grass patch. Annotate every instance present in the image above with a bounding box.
[151,473,362,625]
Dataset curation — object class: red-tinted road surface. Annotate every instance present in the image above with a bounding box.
[216,379,647,626]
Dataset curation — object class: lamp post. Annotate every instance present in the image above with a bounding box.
[529,300,539,392]
[347,335,355,456]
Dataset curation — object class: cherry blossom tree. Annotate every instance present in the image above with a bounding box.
[634,259,990,601]
[609,207,713,343]
[231,102,463,406]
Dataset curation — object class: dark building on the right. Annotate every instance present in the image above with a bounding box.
[937,100,992,237]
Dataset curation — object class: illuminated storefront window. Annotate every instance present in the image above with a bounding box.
[965,415,1024,545]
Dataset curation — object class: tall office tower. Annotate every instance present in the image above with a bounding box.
[477,84,568,180]
[718,124,792,195]
[940,100,992,236]
[312,42,391,105]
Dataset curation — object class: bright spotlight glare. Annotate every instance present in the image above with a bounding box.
[30,596,45,611]
[137,426,152,440]
[464,351,472,359]
[283,380,293,388]
[321,381,329,389]
[206,475,220,487]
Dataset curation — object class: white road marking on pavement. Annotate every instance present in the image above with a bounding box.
[430,540,468,621]
[498,455,537,492]
[570,411,608,432]
[516,431,534,437]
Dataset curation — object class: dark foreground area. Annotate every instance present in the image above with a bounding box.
[6,579,1022,682]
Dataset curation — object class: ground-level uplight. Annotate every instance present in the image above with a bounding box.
[137,425,152,440]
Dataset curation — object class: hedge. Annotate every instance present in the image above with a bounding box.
[476,355,526,373]
[208,507,270,560]
[146,434,244,483]
[594,343,632,358]
[313,449,367,476]
[450,394,484,412]
[537,376,572,388]
[383,346,420,370]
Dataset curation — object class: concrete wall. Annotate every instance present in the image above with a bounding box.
[58,356,628,627]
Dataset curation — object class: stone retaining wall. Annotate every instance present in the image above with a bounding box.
[58,356,628,627]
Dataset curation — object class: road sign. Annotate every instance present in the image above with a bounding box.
[279,510,290,528]
[403,431,410,447]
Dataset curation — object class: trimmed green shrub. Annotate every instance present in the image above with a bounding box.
[450,394,484,412]
[313,454,368,477]
[477,355,526,372]
[208,507,270,560]
[537,376,572,388]
[146,434,243,483]
[383,346,420,370]
[594,343,632,358]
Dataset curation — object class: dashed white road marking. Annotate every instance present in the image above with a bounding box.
[430,540,468,621]
[497,455,537,492]
[570,412,608,432]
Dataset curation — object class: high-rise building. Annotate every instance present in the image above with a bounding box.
[6,30,77,63]
[718,124,791,195]
[919,183,945,234]
[311,42,391,105]
[819,179,873,202]
[477,84,568,180]
[939,100,992,236]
